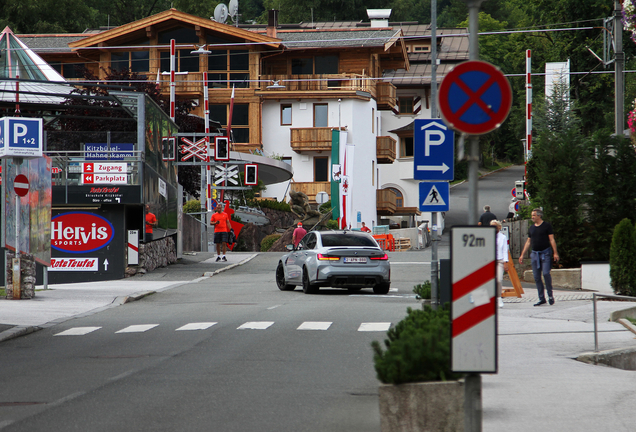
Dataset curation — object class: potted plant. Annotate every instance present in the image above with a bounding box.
[371,305,465,432]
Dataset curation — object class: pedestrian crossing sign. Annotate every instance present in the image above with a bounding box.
[419,181,450,212]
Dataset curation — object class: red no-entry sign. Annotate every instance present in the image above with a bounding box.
[14,174,29,197]
[439,60,512,135]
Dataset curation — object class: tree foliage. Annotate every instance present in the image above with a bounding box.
[609,218,636,296]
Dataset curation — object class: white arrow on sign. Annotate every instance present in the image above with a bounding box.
[104,259,109,271]
[416,162,450,173]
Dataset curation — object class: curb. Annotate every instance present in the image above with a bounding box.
[202,253,258,277]
[0,253,259,343]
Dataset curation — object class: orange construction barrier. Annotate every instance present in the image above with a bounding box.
[373,234,395,252]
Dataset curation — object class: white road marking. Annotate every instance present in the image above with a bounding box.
[115,324,159,333]
[237,321,274,330]
[176,322,218,331]
[389,288,398,292]
[390,262,431,265]
[267,305,282,310]
[297,321,332,330]
[54,327,102,336]
[358,322,391,332]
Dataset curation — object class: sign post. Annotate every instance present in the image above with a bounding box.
[414,119,454,311]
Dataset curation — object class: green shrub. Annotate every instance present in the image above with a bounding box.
[413,281,431,300]
[326,219,339,230]
[371,306,464,384]
[610,218,636,296]
[183,199,201,220]
[260,234,281,252]
[319,200,332,213]
[257,199,291,212]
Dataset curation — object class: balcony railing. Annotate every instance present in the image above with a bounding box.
[262,74,374,95]
[377,188,397,215]
[376,136,396,164]
[290,127,333,152]
[232,143,263,154]
[376,82,397,110]
[157,72,205,94]
[290,182,331,203]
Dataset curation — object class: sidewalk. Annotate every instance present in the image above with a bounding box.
[0,252,258,342]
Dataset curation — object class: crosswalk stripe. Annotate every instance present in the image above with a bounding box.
[358,322,391,332]
[55,327,102,336]
[297,321,332,330]
[176,322,218,331]
[237,321,274,330]
[115,324,159,333]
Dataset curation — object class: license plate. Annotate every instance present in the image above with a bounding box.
[344,257,367,263]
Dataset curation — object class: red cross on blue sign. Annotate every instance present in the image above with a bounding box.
[438,60,512,135]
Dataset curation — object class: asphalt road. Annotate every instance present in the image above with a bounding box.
[445,164,525,230]
[0,251,434,432]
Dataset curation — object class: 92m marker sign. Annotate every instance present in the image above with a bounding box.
[450,226,497,373]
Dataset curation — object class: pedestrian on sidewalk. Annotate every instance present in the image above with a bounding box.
[292,222,307,247]
[478,205,497,226]
[491,220,509,308]
[211,205,231,262]
[519,208,559,306]
[145,204,157,242]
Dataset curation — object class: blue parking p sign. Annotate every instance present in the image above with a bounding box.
[414,119,454,181]
[0,117,43,158]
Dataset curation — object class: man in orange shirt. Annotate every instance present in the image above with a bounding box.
[211,204,231,261]
[360,222,371,233]
[145,204,157,242]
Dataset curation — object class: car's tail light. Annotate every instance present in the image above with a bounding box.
[370,254,389,260]
[317,253,339,261]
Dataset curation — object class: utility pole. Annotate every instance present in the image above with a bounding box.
[430,0,439,310]
[463,4,485,430]
[615,0,624,135]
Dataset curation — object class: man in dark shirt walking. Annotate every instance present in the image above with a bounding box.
[519,208,560,306]
[478,205,497,226]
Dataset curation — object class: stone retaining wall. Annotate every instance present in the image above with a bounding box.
[523,268,581,289]
[126,235,177,276]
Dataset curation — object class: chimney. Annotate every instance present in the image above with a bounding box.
[267,10,278,38]
[367,9,391,28]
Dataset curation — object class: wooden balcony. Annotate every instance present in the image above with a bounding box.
[376,82,396,110]
[290,128,333,153]
[377,189,397,216]
[376,136,396,164]
[157,72,205,95]
[260,74,375,97]
[290,182,331,203]
[232,143,263,154]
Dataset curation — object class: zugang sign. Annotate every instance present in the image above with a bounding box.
[51,212,114,253]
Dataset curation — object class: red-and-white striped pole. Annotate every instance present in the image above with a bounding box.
[204,72,212,211]
[525,49,532,181]
[170,39,176,122]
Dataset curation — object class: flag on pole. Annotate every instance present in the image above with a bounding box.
[330,129,340,221]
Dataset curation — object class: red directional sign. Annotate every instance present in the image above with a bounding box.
[14,174,29,196]
[438,60,512,135]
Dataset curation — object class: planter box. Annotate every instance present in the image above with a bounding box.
[378,380,464,432]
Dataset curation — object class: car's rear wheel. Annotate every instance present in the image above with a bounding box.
[302,268,319,294]
[373,282,391,294]
[276,262,295,291]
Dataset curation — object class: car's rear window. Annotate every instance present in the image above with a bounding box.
[321,234,377,247]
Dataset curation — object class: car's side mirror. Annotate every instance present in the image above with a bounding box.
[286,244,294,251]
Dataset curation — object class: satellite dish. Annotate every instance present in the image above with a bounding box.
[213,3,229,23]
[228,0,239,19]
